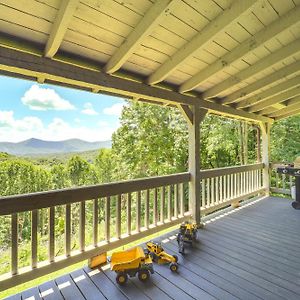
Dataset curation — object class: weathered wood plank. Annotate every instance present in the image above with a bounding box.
[38,280,64,300]
[55,274,85,300]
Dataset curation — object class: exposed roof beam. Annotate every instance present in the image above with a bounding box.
[179,5,300,93]
[267,96,300,118]
[248,85,300,112]
[44,0,79,58]
[275,107,300,120]
[0,45,271,123]
[147,0,257,85]
[202,39,300,99]
[221,61,300,105]
[236,75,300,109]
[257,104,286,117]
[104,0,174,74]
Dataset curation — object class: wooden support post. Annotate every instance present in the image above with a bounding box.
[182,104,207,226]
[260,122,272,196]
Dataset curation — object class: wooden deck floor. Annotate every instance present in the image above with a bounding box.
[6,196,300,300]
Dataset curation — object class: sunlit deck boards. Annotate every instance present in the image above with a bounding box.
[6,196,300,300]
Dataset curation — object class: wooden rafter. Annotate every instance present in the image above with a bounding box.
[147,0,257,85]
[0,45,271,123]
[275,108,300,120]
[202,39,300,99]
[249,85,300,113]
[221,61,300,105]
[179,5,300,93]
[236,75,300,109]
[266,96,300,118]
[104,0,174,74]
[44,0,79,58]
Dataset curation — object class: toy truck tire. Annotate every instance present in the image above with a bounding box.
[138,269,150,282]
[170,263,178,272]
[116,272,128,285]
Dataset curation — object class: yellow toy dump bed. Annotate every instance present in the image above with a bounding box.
[111,246,146,271]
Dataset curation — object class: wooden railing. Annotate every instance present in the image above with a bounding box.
[270,163,294,195]
[0,164,265,291]
[200,163,265,215]
[0,173,191,290]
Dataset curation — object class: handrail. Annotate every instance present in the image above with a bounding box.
[270,163,294,195]
[0,172,190,215]
[200,163,264,179]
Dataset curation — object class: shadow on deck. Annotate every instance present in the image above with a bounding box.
[6,196,300,300]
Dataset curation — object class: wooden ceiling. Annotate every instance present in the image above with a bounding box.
[0,0,299,122]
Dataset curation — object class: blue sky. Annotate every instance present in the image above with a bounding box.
[0,75,126,142]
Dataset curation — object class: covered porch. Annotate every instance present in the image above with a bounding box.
[5,195,300,300]
[0,0,300,298]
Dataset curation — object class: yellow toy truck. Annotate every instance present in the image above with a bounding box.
[110,246,154,285]
[177,221,198,253]
[145,241,179,272]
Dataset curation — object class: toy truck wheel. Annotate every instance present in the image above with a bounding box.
[172,255,178,262]
[138,270,150,282]
[170,263,178,272]
[116,272,128,285]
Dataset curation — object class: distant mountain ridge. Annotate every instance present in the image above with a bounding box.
[0,138,111,156]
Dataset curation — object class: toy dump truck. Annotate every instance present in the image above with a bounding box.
[110,246,154,285]
[177,221,198,253]
[145,241,179,272]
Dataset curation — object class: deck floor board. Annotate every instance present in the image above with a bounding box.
[6,196,300,300]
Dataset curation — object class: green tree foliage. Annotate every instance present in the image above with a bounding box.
[271,115,300,162]
[95,148,114,183]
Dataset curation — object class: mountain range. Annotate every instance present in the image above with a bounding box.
[0,138,111,156]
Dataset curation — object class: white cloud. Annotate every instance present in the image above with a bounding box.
[81,102,98,115]
[0,111,118,142]
[21,84,75,111]
[103,103,124,116]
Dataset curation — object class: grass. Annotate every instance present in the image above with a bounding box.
[0,224,179,299]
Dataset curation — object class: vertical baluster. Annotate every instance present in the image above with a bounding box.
[220,176,223,202]
[180,183,184,216]
[65,204,71,256]
[31,209,38,268]
[206,178,210,207]
[49,206,55,261]
[136,191,141,232]
[234,173,237,198]
[127,193,131,235]
[145,190,150,228]
[289,176,292,191]
[237,173,241,197]
[244,172,246,194]
[105,196,110,242]
[215,177,219,204]
[230,174,234,199]
[168,185,172,220]
[79,201,85,252]
[252,170,254,192]
[174,185,178,218]
[160,186,165,222]
[211,177,215,207]
[116,195,121,239]
[93,199,98,247]
[154,188,158,225]
[227,175,231,200]
[201,179,205,208]
[275,172,279,188]
[11,213,18,275]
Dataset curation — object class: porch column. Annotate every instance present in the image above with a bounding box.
[260,122,272,196]
[179,104,207,225]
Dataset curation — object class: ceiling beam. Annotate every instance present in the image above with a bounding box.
[221,61,300,105]
[0,45,271,123]
[267,96,300,118]
[248,85,300,112]
[235,75,300,109]
[202,39,300,99]
[275,108,300,120]
[257,104,286,116]
[147,0,257,85]
[44,0,79,58]
[104,0,174,74]
[179,5,300,93]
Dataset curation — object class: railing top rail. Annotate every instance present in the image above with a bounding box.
[200,163,264,179]
[0,172,190,216]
